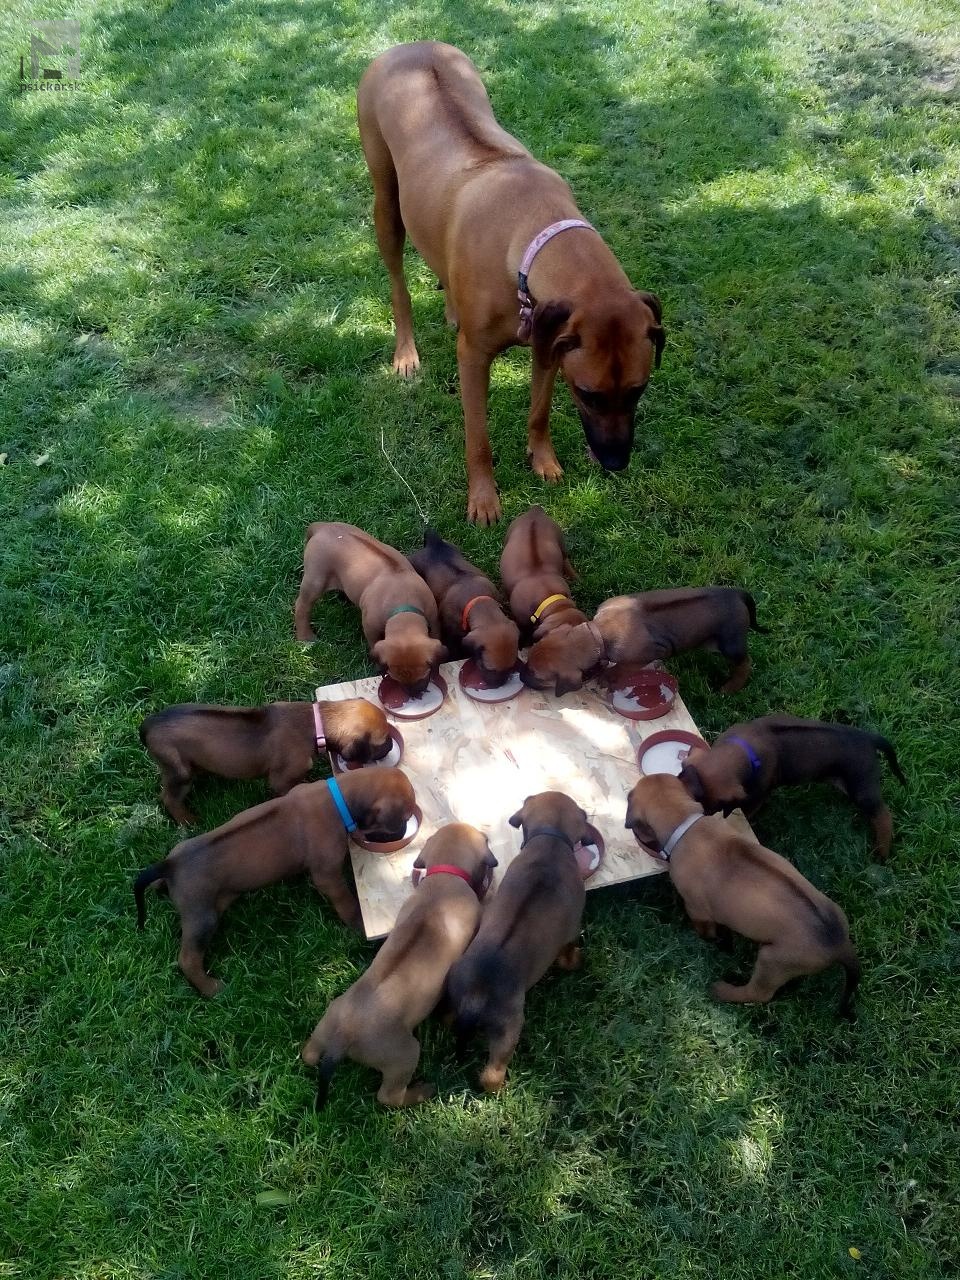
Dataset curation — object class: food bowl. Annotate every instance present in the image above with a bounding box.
[637,729,709,777]
[377,673,448,720]
[574,823,605,880]
[331,727,405,774]
[605,666,679,721]
[351,804,423,854]
[458,659,525,704]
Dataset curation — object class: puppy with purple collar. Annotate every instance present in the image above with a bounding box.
[302,823,496,1108]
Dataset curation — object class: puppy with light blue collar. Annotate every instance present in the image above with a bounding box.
[625,774,860,1018]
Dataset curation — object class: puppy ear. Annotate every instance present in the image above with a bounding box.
[484,850,499,868]
[371,639,390,669]
[430,639,448,666]
[531,301,580,367]
[624,788,640,830]
[412,852,426,870]
[650,324,666,369]
[636,290,662,324]
[678,764,703,805]
[508,808,524,829]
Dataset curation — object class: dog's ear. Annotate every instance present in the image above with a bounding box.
[412,852,426,870]
[371,638,391,670]
[636,290,662,323]
[532,301,580,367]
[429,639,448,666]
[508,803,527,828]
[678,763,704,805]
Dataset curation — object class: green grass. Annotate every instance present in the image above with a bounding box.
[2,0,959,1275]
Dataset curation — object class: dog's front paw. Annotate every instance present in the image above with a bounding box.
[528,446,564,483]
[467,484,502,526]
[392,344,421,378]
[479,1064,507,1092]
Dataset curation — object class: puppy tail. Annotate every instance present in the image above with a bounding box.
[871,734,906,786]
[133,863,166,929]
[836,946,861,1022]
[314,1051,343,1111]
[739,590,769,634]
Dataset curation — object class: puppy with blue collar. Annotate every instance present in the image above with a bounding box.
[625,774,860,1017]
[133,767,416,996]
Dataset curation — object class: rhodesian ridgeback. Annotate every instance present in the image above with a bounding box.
[447,791,590,1091]
[499,506,601,696]
[140,698,393,825]
[294,522,446,694]
[302,823,496,1108]
[626,774,860,1017]
[358,42,665,524]
[679,715,906,861]
[133,768,416,996]
[408,527,520,686]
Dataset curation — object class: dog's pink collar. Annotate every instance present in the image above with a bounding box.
[424,863,474,886]
[517,219,596,342]
[312,702,325,752]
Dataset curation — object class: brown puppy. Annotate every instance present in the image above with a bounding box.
[408,528,520,686]
[625,774,860,1015]
[593,587,766,693]
[499,506,602,695]
[446,791,590,1091]
[133,768,416,996]
[679,715,906,861]
[301,823,497,1108]
[294,522,446,693]
[140,698,393,825]
[357,42,664,524]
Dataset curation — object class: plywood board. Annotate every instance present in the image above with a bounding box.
[316,660,754,939]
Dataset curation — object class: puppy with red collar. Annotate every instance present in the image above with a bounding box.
[408,528,520,686]
[625,774,860,1016]
[302,823,496,1108]
[499,507,603,696]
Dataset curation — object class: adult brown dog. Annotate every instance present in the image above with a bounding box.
[302,823,496,1108]
[499,506,600,695]
[140,698,393,825]
[294,522,446,694]
[446,792,590,1091]
[625,774,860,1016]
[679,715,906,861]
[593,587,766,693]
[357,42,665,524]
[133,768,416,996]
[408,527,520,686]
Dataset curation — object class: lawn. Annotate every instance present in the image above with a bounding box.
[1,0,958,1276]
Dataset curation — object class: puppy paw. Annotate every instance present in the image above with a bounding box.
[467,484,502,526]
[405,1081,437,1106]
[479,1065,507,1092]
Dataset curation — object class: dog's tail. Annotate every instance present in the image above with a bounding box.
[313,1050,343,1111]
[739,590,769,634]
[836,945,861,1021]
[133,863,167,930]
[870,733,906,786]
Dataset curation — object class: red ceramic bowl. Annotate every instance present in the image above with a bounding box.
[378,673,448,720]
[331,726,405,774]
[351,804,423,854]
[458,659,525,704]
[574,823,605,880]
[605,666,679,721]
[637,729,708,776]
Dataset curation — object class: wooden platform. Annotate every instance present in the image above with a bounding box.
[317,660,752,939]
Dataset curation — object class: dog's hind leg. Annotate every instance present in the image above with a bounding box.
[309,866,363,931]
[371,1030,434,1107]
[177,907,223,997]
[478,1001,524,1092]
[358,113,420,377]
[711,944,809,1005]
[845,772,893,861]
[158,763,199,827]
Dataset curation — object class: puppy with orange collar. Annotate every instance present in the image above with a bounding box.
[499,507,603,696]
[625,774,860,1016]
[408,528,520,686]
[140,698,393,825]
[294,522,446,694]
[134,768,416,996]
[302,823,496,1108]
[447,791,591,1090]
